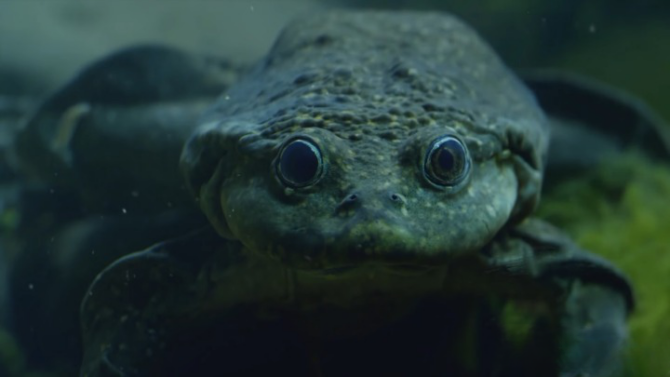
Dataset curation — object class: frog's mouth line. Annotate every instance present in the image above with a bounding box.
[270,228,467,273]
[269,218,473,272]
[315,263,439,276]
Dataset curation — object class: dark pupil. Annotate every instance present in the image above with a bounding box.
[434,147,455,172]
[280,140,319,186]
[431,139,466,183]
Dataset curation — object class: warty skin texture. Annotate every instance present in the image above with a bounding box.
[182,11,548,271]
[77,11,631,377]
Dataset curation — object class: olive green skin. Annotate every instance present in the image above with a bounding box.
[182,11,546,270]
[77,11,634,377]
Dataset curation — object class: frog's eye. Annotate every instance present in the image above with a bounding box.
[276,138,324,188]
[424,135,471,187]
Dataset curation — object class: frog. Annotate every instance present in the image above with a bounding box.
[9,10,649,377]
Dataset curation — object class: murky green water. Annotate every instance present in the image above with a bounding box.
[1,2,668,376]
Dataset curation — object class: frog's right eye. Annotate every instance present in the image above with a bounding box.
[276,138,324,188]
[423,135,471,188]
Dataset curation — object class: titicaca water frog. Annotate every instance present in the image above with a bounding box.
[11,10,647,377]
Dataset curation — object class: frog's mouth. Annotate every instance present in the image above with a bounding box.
[253,196,493,271]
[267,219,469,272]
[317,263,439,276]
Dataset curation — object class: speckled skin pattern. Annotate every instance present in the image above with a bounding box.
[182,11,548,269]
[79,11,632,377]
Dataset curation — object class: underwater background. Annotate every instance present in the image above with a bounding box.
[1,1,668,376]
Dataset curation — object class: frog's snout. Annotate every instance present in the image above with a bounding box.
[336,189,407,214]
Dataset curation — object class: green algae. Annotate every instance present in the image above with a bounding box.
[0,325,25,377]
[0,325,56,377]
[538,152,670,377]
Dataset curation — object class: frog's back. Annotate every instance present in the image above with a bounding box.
[204,11,547,151]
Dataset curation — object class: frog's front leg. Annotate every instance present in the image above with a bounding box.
[79,228,301,377]
[558,280,629,377]
[489,220,633,377]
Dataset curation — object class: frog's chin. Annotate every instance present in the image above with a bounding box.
[303,262,443,277]
[267,241,464,272]
[321,263,435,273]
[263,233,474,272]
[263,225,466,270]
[387,263,442,274]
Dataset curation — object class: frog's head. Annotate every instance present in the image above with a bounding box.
[181,11,548,271]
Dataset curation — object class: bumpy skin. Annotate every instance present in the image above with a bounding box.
[80,12,633,377]
[183,11,547,268]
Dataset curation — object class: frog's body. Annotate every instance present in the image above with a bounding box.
[180,11,549,274]
[10,11,644,377]
[80,222,632,377]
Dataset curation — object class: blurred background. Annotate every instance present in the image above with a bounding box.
[1,1,668,376]
[1,0,669,121]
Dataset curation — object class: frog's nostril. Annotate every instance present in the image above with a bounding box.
[337,192,361,212]
[337,191,406,213]
[389,192,406,205]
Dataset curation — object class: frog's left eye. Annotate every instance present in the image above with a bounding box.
[424,135,471,187]
[276,138,324,188]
